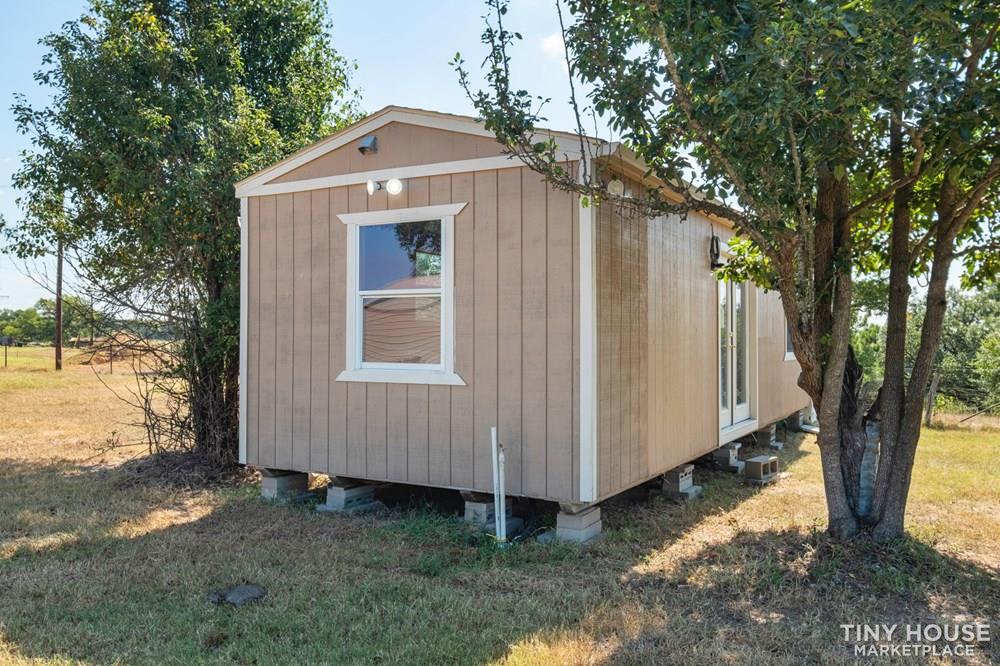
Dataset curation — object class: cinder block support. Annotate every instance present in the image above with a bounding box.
[555,505,602,544]
[712,442,745,474]
[462,492,512,528]
[316,477,378,513]
[461,492,523,537]
[661,464,703,501]
[755,423,782,450]
[260,469,309,501]
[785,410,803,433]
[745,455,780,486]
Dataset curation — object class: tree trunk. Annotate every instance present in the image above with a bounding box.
[924,370,940,426]
[810,165,860,540]
[54,240,63,371]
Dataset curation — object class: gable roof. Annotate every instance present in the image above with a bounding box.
[234,105,596,197]
[233,105,733,228]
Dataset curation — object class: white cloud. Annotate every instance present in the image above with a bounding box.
[540,32,565,58]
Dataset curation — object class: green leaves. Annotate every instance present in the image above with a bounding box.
[6,0,358,460]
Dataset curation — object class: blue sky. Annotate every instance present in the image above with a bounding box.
[0,0,581,308]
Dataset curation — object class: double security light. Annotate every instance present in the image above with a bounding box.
[366,178,404,196]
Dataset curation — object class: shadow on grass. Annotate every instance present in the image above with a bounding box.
[606,527,999,663]
[1,433,997,664]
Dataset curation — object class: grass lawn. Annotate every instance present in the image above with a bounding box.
[1,348,998,664]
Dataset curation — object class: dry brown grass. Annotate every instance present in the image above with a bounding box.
[1,350,998,664]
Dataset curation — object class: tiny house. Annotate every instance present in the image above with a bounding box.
[235,107,809,537]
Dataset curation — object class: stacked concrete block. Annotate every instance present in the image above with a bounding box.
[745,455,780,486]
[712,442,745,474]
[755,423,782,450]
[785,410,803,432]
[555,506,602,544]
[260,469,309,501]
[661,464,703,501]
[463,495,511,526]
[316,477,378,513]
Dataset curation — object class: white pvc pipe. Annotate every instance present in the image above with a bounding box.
[498,444,507,543]
[490,426,502,541]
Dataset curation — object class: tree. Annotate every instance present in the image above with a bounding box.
[5,0,358,464]
[457,0,1000,541]
[852,285,1000,420]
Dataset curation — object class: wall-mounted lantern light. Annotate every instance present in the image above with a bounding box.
[710,233,725,269]
[607,178,625,196]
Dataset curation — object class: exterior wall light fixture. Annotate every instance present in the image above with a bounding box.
[366,178,405,196]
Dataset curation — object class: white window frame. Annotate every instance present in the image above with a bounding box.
[784,317,796,362]
[336,202,466,386]
[716,243,760,444]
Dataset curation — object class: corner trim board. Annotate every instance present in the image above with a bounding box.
[578,158,598,503]
[238,196,248,465]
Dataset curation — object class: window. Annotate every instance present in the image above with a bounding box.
[337,203,466,385]
[784,318,796,361]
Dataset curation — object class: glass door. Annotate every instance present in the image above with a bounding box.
[720,280,751,427]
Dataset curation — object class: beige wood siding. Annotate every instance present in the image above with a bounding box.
[245,166,581,502]
[757,289,811,424]
[268,122,506,185]
[594,192,807,501]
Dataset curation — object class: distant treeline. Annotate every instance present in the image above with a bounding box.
[0,297,105,345]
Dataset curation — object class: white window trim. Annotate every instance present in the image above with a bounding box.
[784,317,797,362]
[336,202,467,386]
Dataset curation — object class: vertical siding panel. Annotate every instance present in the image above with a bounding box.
[310,188,330,471]
[365,186,389,480]
[497,168,523,495]
[407,177,431,484]
[329,186,350,475]
[407,387,429,484]
[258,196,277,468]
[292,191,312,472]
[546,180,574,500]
[346,184,368,476]
[247,197,261,465]
[274,194,295,469]
[473,170,499,491]
[654,219,665,472]
[385,186,410,481]
[597,201,611,497]
[450,172,475,488]
[608,197,625,488]
[386,384,408,480]
[632,208,642,483]
[521,171,547,497]
[637,210,649,481]
[428,175,453,485]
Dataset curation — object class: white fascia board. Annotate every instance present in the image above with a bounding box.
[237,156,520,198]
[235,108,587,197]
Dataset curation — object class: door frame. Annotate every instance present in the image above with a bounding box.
[717,274,760,444]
